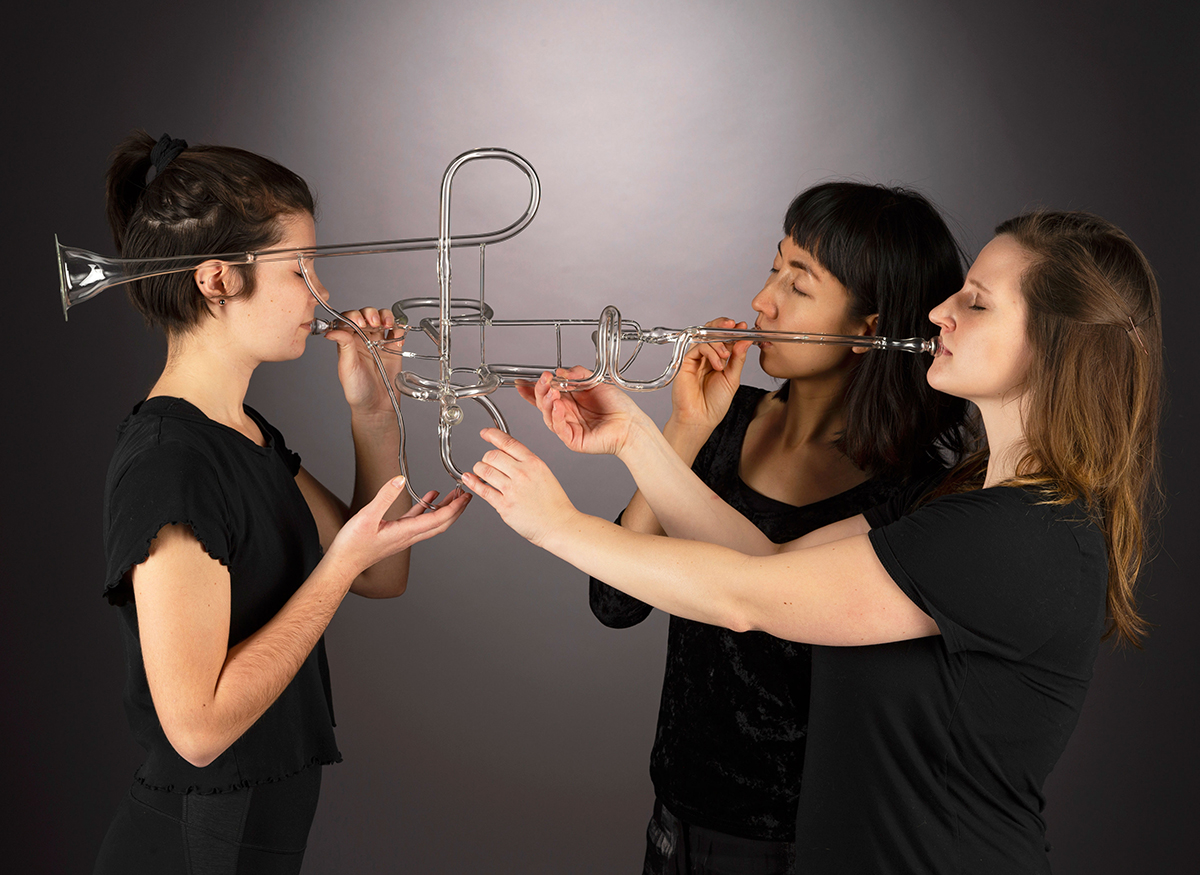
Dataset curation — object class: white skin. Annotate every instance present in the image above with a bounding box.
[613,236,879,543]
[132,211,470,767]
[462,234,1034,646]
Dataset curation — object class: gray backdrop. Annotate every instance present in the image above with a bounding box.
[4,0,1196,872]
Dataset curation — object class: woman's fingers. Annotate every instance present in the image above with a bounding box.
[380,490,471,546]
[324,306,397,346]
[479,427,537,462]
[367,476,408,517]
[466,430,539,491]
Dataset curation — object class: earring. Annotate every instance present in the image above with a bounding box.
[218,298,226,306]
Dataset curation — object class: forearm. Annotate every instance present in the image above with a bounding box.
[541,512,933,647]
[618,418,777,555]
[549,512,758,631]
[163,557,356,767]
[348,411,412,596]
[618,418,713,536]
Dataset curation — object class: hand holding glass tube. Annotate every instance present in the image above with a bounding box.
[56,146,941,506]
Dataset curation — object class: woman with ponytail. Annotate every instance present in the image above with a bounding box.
[465,210,1162,873]
[93,132,469,874]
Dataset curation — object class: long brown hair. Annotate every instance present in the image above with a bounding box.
[941,211,1163,646]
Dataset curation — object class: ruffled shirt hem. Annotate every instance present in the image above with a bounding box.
[131,751,343,796]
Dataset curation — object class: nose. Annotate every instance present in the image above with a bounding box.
[313,277,330,303]
[751,279,775,322]
[300,261,330,303]
[928,295,953,331]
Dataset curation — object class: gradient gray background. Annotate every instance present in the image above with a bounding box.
[4,0,1197,872]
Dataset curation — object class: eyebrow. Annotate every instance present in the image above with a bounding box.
[777,241,815,275]
[967,278,993,294]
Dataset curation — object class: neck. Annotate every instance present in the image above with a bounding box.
[977,394,1028,488]
[149,329,257,432]
[779,373,850,447]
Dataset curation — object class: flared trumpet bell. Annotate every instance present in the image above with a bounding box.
[54,148,542,321]
[56,237,248,319]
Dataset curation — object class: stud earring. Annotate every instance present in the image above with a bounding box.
[219,298,226,306]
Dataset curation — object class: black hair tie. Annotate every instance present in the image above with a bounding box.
[149,133,188,177]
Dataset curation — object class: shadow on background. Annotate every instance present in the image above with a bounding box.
[4,0,1196,871]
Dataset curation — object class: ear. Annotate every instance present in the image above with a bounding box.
[193,260,240,305]
[851,312,879,354]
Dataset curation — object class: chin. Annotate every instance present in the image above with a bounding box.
[757,347,776,373]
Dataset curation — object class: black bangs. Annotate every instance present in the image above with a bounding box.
[778,182,972,478]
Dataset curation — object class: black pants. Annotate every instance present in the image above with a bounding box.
[93,765,322,875]
[643,800,795,875]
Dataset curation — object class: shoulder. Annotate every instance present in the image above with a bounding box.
[715,384,772,438]
[921,486,1097,533]
[874,487,1107,658]
[111,401,221,481]
[888,487,1100,549]
[733,384,771,406]
[871,486,1106,603]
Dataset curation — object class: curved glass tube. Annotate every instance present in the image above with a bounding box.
[388,300,941,397]
[58,147,940,500]
[54,148,540,319]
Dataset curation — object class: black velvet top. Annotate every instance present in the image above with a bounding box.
[590,386,901,840]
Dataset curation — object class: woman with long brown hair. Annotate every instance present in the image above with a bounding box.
[590,182,970,873]
[464,210,1161,873]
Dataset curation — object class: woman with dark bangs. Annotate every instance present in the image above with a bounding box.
[467,210,1161,874]
[587,183,972,873]
[92,132,470,874]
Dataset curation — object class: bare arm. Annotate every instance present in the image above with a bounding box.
[616,418,713,535]
[524,371,780,554]
[134,477,469,767]
[310,306,447,597]
[464,431,937,646]
[296,409,428,598]
[618,410,781,554]
[618,318,751,536]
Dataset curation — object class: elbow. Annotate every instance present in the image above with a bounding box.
[180,748,220,769]
[163,724,230,769]
[719,602,760,635]
[158,711,231,768]
[723,615,757,635]
[351,573,408,598]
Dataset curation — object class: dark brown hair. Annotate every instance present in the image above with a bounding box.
[105,130,316,333]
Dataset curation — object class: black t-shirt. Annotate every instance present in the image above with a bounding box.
[793,483,1108,873]
[103,397,341,794]
[590,386,901,840]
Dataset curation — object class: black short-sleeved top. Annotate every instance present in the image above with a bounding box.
[590,386,902,840]
[103,397,341,794]
[793,483,1108,874]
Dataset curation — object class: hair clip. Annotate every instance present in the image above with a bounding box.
[1128,316,1148,354]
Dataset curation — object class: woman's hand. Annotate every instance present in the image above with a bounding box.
[325,307,405,416]
[516,367,650,457]
[325,476,471,576]
[669,317,752,434]
[462,429,578,548]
